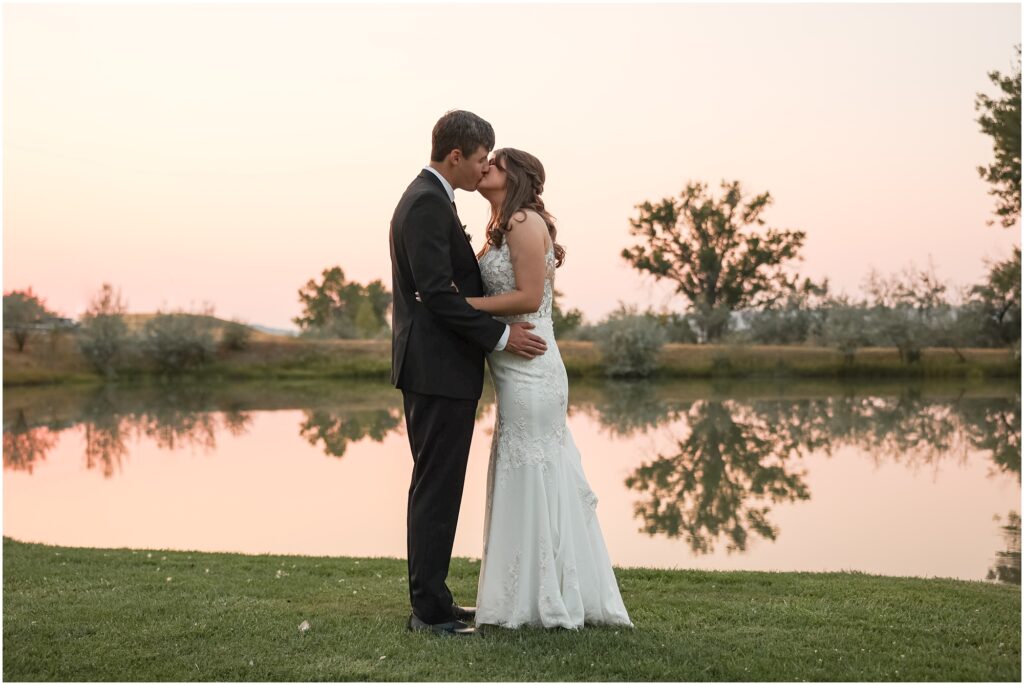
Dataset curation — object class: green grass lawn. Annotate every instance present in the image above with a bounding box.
[3,537,1019,681]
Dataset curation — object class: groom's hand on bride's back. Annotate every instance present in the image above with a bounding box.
[505,322,548,359]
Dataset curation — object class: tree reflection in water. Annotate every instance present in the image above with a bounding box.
[624,399,812,553]
[619,387,1021,555]
[299,407,402,458]
[960,393,1021,480]
[1,382,407,475]
[3,377,1020,549]
[987,511,1021,585]
[3,384,256,477]
[587,381,683,437]
[3,409,59,474]
[83,415,130,478]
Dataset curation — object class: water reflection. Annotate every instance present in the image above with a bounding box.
[625,399,813,553]
[3,410,58,474]
[961,401,1021,480]
[579,381,684,437]
[5,382,1020,485]
[619,387,1020,552]
[2,382,402,475]
[988,511,1022,586]
[4,380,1020,559]
[299,407,402,458]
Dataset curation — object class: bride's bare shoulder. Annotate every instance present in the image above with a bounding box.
[505,210,548,245]
[508,208,544,227]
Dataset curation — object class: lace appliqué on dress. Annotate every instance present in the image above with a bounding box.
[478,241,556,323]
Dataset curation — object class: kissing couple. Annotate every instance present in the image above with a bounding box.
[389,110,632,636]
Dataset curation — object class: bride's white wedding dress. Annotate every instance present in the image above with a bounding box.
[475,238,632,629]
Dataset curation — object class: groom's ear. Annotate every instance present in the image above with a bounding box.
[448,148,464,165]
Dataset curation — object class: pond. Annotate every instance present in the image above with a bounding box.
[3,378,1020,584]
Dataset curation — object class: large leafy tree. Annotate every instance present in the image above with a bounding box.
[622,180,814,342]
[293,266,391,339]
[976,45,1022,228]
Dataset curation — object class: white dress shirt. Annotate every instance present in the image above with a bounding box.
[422,165,510,352]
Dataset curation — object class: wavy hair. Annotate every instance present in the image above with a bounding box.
[483,148,565,268]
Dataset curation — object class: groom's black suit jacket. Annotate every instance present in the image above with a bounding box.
[389,170,506,400]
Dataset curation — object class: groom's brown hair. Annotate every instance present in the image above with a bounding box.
[430,110,495,162]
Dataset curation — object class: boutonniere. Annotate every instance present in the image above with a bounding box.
[462,224,472,244]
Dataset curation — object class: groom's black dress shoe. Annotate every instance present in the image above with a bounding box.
[450,604,476,622]
[407,613,476,637]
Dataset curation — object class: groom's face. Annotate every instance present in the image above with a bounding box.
[453,145,491,192]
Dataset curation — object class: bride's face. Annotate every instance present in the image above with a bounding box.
[477,155,507,194]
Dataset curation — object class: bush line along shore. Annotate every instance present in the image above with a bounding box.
[4,335,1018,387]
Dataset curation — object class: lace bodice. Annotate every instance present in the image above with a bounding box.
[478,240,556,324]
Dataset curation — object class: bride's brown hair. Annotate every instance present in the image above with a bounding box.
[483,148,565,268]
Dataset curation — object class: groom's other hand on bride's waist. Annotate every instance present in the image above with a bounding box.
[504,322,548,359]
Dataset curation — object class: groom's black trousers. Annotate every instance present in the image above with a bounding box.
[402,389,477,625]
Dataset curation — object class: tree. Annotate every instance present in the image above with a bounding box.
[293,267,391,339]
[862,262,950,364]
[976,45,1022,228]
[622,180,816,342]
[3,288,54,352]
[551,289,584,338]
[77,283,130,378]
[927,285,985,362]
[969,246,1022,347]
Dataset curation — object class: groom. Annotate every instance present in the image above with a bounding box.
[389,110,548,636]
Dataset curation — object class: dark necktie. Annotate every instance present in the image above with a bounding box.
[451,200,458,214]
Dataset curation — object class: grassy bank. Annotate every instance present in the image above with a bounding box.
[4,332,1019,387]
[2,537,1020,681]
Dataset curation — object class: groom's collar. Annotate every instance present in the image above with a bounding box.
[422,165,455,203]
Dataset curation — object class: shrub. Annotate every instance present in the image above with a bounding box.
[140,310,217,374]
[221,319,253,351]
[594,304,667,378]
[652,311,699,344]
[820,296,872,363]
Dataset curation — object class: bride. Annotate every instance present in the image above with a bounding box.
[464,148,633,629]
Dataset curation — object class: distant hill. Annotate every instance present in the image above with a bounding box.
[250,324,299,338]
[121,313,296,341]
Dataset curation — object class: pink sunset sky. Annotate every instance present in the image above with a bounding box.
[3,2,1021,331]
